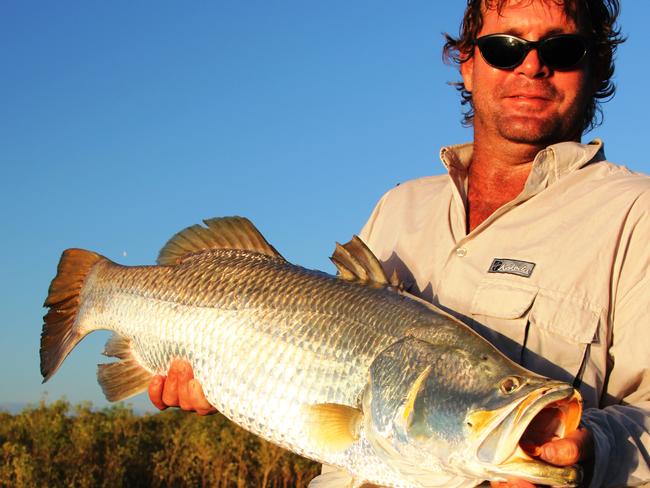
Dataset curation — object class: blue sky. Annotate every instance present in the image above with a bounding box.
[2,1,648,413]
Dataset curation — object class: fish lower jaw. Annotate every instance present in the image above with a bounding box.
[489,455,582,487]
[504,444,535,463]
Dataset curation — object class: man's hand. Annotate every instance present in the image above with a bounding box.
[490,427,593,488]
[148,359,217,416]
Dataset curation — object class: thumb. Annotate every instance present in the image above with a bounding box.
[540,428,592,466]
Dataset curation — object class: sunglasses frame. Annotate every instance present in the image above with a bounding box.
[474,33,590,71]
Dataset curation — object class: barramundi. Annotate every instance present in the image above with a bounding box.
[41,217,583,487]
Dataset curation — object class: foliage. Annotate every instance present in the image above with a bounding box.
[0,399,320,487]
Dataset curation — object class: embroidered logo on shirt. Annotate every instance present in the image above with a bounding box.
[488,258,535,278]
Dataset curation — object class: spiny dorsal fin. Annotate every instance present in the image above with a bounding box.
[389,269,404,290]
[98,334,154,402]
[157,216,284,265]
[303,403,363,452]
[330,236,389,286]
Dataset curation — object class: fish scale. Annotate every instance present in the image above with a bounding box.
[41,217,583,488]
[79,250,437,483]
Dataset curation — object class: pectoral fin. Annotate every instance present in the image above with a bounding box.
[303,403,363,452]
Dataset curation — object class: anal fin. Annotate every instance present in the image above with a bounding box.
[98,334,153,402]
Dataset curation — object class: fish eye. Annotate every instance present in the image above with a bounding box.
[499,376,522,395]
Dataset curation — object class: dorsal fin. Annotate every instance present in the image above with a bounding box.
[329,236,391,286]
[157,216,284,265]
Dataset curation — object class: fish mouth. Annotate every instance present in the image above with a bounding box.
[470,383,583,485]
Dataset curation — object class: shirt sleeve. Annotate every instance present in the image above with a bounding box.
[583,190,650,487]
[358,190,390,250]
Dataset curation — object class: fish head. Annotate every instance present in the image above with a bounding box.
[365,336,582,486]
[463,365,583,485]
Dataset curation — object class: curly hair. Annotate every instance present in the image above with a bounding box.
[443,0,625,133]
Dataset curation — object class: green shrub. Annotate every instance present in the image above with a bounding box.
[0,400,319,488]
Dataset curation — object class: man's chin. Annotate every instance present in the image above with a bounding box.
[496,116,566,146]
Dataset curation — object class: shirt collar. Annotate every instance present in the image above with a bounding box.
[440,139,605,188]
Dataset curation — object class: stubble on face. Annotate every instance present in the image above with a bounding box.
[467,0,594,147]
[472,69,589,146]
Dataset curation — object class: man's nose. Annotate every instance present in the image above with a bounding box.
[517,48,551,78]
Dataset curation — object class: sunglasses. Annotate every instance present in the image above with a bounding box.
[474,34,589,71]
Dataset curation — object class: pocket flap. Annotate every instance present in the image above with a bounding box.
[470,279,538,319]
[529,292,600,344]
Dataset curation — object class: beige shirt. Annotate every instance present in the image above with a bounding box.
[359,140,650,488]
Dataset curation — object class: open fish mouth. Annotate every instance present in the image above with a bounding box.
[471,383,583,485]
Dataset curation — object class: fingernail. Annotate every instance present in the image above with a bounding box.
[542,445,556,459]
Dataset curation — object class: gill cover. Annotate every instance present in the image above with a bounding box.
[367,337,440,439]
[364,347,480,488]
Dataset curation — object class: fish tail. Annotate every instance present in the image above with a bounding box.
[41,248,106,383]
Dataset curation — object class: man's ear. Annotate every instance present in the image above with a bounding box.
[460,54,474,93]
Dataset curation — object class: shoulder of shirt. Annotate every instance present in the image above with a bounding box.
[380,173,450,200]
[586,160,650,226]
[589,159,650,193]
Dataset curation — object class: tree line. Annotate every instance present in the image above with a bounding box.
[0,399,320,487]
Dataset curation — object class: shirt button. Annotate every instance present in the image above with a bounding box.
[455,247,467,257]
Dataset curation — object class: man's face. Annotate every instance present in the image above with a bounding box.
[460,0,595,146]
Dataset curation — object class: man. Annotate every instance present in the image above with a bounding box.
[150,1,650,486]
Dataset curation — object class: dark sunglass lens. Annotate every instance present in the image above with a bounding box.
[541,36,586,69]
[479,36,527,69]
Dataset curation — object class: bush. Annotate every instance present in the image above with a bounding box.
[0,400,320,488]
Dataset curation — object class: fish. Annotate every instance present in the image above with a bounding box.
[41,216,583,487]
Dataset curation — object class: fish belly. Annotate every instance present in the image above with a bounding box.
[78,282,379,459]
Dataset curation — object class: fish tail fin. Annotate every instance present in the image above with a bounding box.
[41,248,106,382]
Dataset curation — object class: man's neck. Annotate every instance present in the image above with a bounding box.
[466,138,542,232]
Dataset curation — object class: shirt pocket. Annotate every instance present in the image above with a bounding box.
[469,279,600,386]
[469,279,539,364]
[524,291,600,385]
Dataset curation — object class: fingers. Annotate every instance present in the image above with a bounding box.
[540,439,580,466]
[161,359,185,408]
[540,427,593,467]
[177,361,195,411]
[148,375,168,411]
[490,479,536,488]
[148,359,217,415]
[189,378,218,416]
[488,428,594,488]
